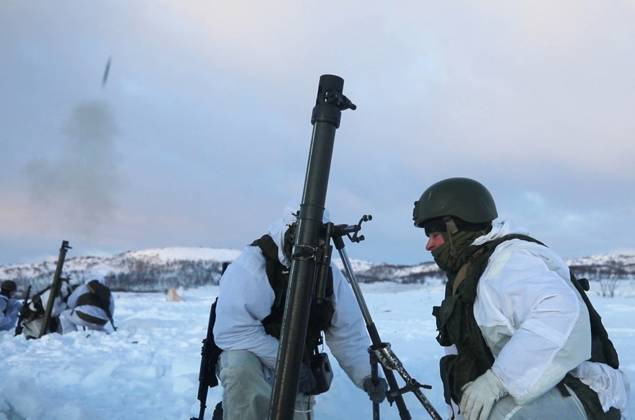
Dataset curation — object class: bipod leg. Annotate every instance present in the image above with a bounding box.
[373,343,442,420]
[370,348,380,420]
[335,242,412,419]
[372,344,412,420]
[336,242,412,420]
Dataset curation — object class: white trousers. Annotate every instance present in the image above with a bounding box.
[488,385,587,420]
[20,317,45,338]
[58,309,107,334]
[217,350,314,420]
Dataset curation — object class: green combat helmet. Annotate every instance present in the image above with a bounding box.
[1,280,17,295]
[412,177,498,228]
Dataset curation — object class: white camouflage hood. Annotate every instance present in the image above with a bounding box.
[471,219,529,246]
[266,202,330,268]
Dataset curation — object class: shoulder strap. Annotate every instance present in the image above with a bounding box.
[251,234,335,347]
[453,234,546,300]
[569,272,620,368]
[476,233,545,256]
[251,235,287,311]
[472,233,546,281]
[251,234,280,264]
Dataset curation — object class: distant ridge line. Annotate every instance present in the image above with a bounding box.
[1,247,633,293]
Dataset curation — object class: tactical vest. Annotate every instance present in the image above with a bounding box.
[251,234,335,361]
[433,234,621,420]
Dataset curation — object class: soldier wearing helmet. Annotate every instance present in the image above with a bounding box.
[413,178,628,420]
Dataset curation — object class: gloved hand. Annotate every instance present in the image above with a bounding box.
[362,376,388,403]
[460,369,508,420]
[298,362,317,395]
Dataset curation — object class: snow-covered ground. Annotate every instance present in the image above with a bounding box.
[0,283,633,420]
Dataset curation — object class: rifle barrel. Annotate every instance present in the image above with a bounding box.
[39,240,71,338]
[14,285,32,336]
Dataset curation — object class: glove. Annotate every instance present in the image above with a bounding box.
[298,363,317,395]
[460,369,508,420]
[362,376,388,403]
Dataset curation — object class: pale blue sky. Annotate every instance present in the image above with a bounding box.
[1,1,634,265]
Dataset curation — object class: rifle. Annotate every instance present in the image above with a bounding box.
[191,262,230,420]
[106,310,117,332]
[191,299,222,420]
[14,285,31,336]
[38,240,71,338]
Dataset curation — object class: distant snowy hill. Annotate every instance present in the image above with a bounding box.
[568,252,635,279]
[0,247,240,292]
[1,247,633,293]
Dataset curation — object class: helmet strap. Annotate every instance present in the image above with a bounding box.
[443,217,459,254]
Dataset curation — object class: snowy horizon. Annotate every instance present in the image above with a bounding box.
[2,244,634,270]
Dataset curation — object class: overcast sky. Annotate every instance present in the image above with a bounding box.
[1,1,634,265]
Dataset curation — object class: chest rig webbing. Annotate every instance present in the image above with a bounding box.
[251,234,335,362]
[433,234,620,419]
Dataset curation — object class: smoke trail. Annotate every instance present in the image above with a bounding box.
[25,100,120,234]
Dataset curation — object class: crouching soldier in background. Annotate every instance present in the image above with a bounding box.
[0,280,21,331]
[19,279,74,338]
[213,205,387,420]
[59,279,115,333]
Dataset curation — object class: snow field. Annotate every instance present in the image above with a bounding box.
[0,283,633,419]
